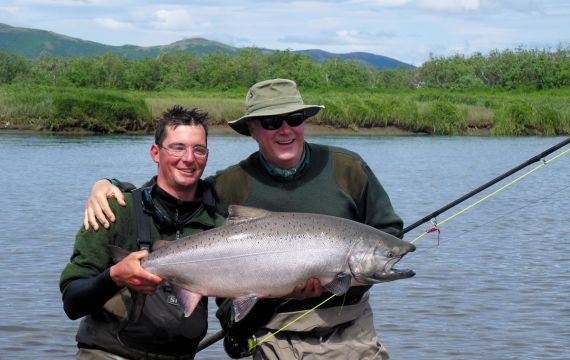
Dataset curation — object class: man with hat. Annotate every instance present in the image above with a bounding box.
[82,79,403,359]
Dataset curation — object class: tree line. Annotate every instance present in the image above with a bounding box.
[1,46,569,91]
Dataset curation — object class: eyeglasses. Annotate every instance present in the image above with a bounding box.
[258,112,306,131]
[159,144,209,159]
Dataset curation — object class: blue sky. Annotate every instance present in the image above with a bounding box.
[1,0,568,65]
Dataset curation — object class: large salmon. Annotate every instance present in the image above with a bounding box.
[112,205,415,321]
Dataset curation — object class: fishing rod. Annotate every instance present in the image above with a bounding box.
[395,137,570,238]
[197,137,570,354]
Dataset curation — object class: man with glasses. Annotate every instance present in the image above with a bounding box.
[60,106,225,359]
[82,79,403,359]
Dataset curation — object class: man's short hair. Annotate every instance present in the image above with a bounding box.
[155,105,209,146]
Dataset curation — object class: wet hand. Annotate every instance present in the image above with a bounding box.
[109,250,163,295]
[287,278,324,300]
[83,179,125,231]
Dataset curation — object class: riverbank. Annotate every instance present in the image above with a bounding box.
[0,124,493,137]
[208,124,434,137]
[1,85,568,136]
[202,124,427,137]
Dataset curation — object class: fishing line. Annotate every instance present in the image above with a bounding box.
[249,293,337,351]
[418,182,570,254]
[409,146,570,245]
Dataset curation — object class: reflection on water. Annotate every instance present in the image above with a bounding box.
[0,135,568,359]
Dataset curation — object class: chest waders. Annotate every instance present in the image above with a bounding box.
[76,189,207,359]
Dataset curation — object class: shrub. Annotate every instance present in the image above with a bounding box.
[492,102,534,135]
[50,92,151,132]
[535,106,562,136]
[347,99,374,128]
[319,99,350,127]
[363,97,419,129]
[422,101,463,135]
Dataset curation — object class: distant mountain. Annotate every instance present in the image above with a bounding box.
[295,49,413,70]
[0,23,413,69]
[0,23,235,59]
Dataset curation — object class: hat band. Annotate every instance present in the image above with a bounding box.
[246,95,303,115]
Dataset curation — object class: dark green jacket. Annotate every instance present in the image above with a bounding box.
[210,142,402,235]
[60,179,225,359]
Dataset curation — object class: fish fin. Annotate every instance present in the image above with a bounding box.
[227,205,272,225]
[171,283,203,317]
[324,273,352,296]
[152,240,170,251]
[232,295,259,322]
[108,245,130,263]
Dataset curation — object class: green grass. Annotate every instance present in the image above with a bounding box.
[0,84,152,132]
[145,92,244,126]
[1,84,569,135]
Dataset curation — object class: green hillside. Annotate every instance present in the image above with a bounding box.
[0,23,235,59]
[0,23,411,69]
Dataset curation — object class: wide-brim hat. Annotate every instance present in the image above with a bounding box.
[228,78,324,136]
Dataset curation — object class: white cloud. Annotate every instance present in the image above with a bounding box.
[151,8,193,30]
[94,17,133,30]
[350,0,544,13]
[0,6,20,17]
[417,0,482,12]
[15,0,135,5]
[336,29,361,43]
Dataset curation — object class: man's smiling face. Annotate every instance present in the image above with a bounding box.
[249,118,305,169]
[150,124,208,200]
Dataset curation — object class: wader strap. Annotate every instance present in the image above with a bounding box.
[132,188,152,251]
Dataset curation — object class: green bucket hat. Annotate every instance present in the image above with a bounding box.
[228,78,324,136]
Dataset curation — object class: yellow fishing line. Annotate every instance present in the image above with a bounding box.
[411,147,570,244]
[250,293,337,350]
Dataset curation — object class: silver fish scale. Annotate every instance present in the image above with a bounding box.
[141,211,402,298]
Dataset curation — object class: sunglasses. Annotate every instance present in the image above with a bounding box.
[258,112,306,131]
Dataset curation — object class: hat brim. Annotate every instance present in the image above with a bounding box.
[228,104,324,136]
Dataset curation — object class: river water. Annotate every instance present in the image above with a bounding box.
[0,134,568,359]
